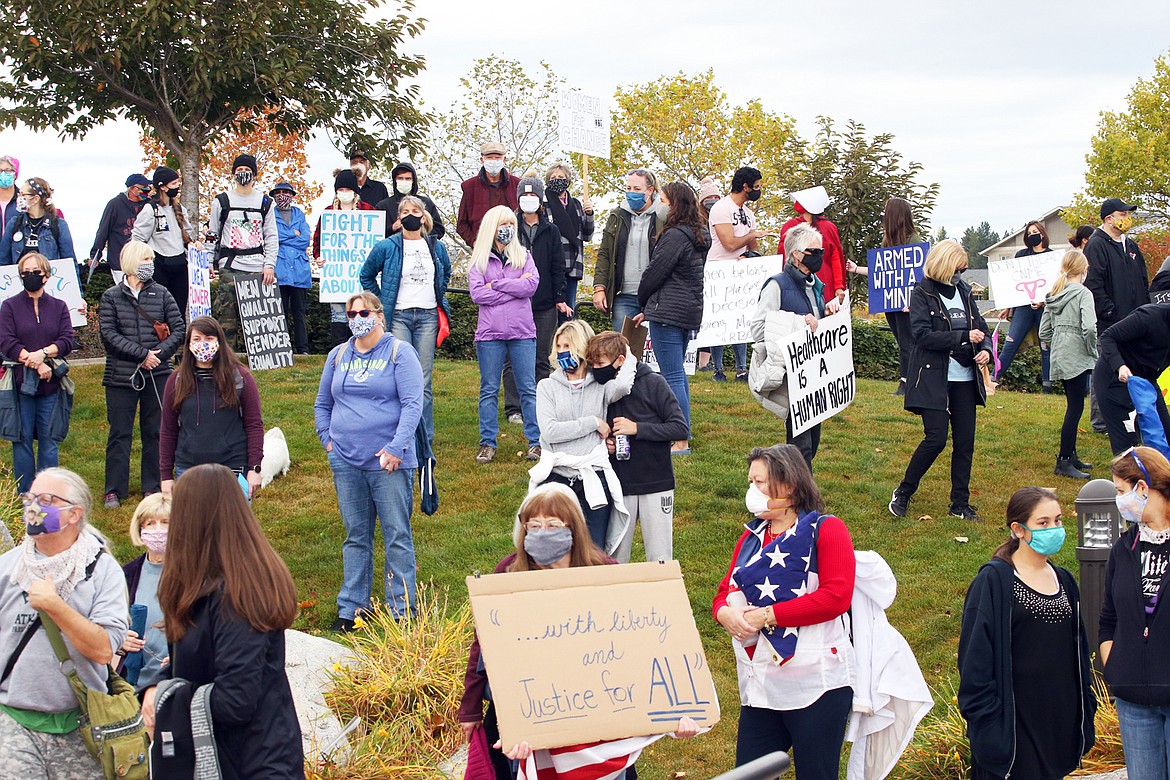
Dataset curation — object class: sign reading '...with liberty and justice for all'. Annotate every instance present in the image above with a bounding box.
[318,211,387,304]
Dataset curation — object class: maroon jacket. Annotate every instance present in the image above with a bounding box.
[158,364,264,478]
[456,168,519,246]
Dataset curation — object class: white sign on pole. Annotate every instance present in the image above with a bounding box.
[187,246,213,320]
[0,259,87,327]
[318,210,387,303]
[780,298,855,437]
[557,89,611,159]
[987,250,1065,309]
[691,255,785,349]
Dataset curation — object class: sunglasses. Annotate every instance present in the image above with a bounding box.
[346,309,376,319]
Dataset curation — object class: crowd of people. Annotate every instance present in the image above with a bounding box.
[2,140,1170,780]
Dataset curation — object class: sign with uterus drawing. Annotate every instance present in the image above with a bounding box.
[988,250,1066,309]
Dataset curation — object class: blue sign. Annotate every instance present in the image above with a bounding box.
[867,242,930,314]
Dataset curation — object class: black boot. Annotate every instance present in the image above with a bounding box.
[1072,451,1093,471]
[893,378,906,397]
[1055,456,1090,480]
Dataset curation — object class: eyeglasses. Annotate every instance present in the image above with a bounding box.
[525,519,568,531]
[1124,446,1151,483]
[346,309,376,319]
[21,492,74,507]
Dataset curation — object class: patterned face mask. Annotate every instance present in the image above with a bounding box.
[348,314,377,338]
[189,340,219,363]
[273,193,294,209]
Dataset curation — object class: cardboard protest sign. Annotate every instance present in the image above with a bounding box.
[467,560,719,751]
[187,246,213,320]
[780,298,856,437]
[558,89,611,159]
[866,242,929,313]
[691,255,784,349]
[621,317,696,375]
[234,273,294,370]
[0,259,86,327]
[318,210,386,303]
[988,250,1065,309]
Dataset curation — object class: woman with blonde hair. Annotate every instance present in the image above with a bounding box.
[119,493,172,693]
[889,239,992,522]
[1039,249,1096,479]
[469,204,540,463]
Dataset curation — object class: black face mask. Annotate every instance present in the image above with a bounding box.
[400,213,423,232]
[546,178,570,195]
[1024,233,1043,248]
[20,271,45,293]
[592,363,619,385]
[801,248,824,273]
[746,189,762,202]
[165,186,180,199]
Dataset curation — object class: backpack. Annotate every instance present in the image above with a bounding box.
[214,192,272,270]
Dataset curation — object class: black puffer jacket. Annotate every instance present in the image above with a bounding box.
[904,276,992,413]
[638,225,707,330]
[99,280,185,388]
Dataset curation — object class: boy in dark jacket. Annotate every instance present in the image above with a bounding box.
[587,331,688,564]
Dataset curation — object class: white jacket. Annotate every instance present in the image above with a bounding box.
[747,308,806,421]
[846,551,933,780]
[525,444,631,555]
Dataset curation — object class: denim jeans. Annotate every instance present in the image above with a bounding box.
[610,293,642,332]
[711,343,748,372]
[648,322,691,434]
[13,393,58,493]
[476,339,539,448]
[328,449,417,620]
[997,304,1050,382]
[1116,697,1170,780]
[736,687,853,780]
[390,307,438,447]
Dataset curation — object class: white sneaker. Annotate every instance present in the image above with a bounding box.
[507,413,523,425]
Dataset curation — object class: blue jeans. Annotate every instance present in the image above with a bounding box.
[648,322,691,435]
[476,339,539,448]
[610,293,642,332]
[711,343,748,372]
[13,393,58,493]
[391,307,438,447]
[1116,697,1170,780]
[328,450,417,619]
[997,304,1050,382]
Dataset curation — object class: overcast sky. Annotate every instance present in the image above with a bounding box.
[2,0,1168,251]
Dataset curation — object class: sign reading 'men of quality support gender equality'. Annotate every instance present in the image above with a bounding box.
[866,242,929,314]
[467,561,719,750]
[780,299,856,437]
[318,210,386,303]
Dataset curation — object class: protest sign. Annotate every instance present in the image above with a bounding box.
[1151,290,1170,305]
[987,250,1065,309]
[866,242,929,313]
[234,273,294,370]
[0,259,86,327]
[318,210,386,303]
[558,89,610,159]
[467,561,719,751]
[691,255,784,349]
[187,246,212,320]
[780,298,855,437]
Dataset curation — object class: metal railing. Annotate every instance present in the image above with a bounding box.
[708,752,791,779]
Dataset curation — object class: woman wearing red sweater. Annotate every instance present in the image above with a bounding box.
[713,443,855,780]
[779,185,846,304]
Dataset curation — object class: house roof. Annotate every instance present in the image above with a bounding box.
[979,206,1066,257]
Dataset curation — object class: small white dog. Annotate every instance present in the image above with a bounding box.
[260,427,291,488]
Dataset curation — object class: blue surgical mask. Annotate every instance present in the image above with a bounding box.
[1117,486,1148,525]
[1023,525,1066,557]
[557,350,579,372]
[496,225,515,246]
[626,192,646,211]
[0,172,15,189]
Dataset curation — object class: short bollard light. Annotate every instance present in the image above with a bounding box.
[1075,478,1123,671]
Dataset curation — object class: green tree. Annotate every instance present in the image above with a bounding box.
[1065,49,1170,229]
[960,222,1001,269]
[934,226,949,243]
[0,0,427,220]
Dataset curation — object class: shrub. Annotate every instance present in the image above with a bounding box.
[853,318,901,382]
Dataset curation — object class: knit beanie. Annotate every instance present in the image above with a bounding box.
[698,177,721,203]
[152,166,180,188]
[231,154,258,175]
[517,176,545,201]
[334,169,360,192]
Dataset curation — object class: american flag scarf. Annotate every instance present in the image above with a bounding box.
[516,735,662,780]
[730,511,822,664]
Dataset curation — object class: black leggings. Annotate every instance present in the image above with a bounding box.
[735,686,853,780]
[1060,371,1091,458]
[153,252,189,321]
[899,381,979,507]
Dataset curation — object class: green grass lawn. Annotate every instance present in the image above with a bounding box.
[45,357,1113,778]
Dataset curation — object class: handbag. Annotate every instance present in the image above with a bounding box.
[134,303,171,341]
[437,307,451,347]
[0,364,21,442]
[40,612,150,780]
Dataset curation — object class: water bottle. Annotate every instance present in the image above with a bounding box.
[615,434,631,461]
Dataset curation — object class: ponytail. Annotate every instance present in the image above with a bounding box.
[992,487,1059,565]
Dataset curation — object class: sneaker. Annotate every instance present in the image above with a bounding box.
[331,616,356,633]
[888,488,911,518]
[949,504,983,522]
[735,370,749,382]
[712,370,727,382]
[525,445,542,461]
[103,492,120,509]
[507,413,523,425]
[475,445,496,463]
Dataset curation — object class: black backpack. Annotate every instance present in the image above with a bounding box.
[213,192,272,270]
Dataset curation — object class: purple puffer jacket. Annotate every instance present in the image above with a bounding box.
[468,249,539,341]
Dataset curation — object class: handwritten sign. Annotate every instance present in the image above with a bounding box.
[234,273,294,370]
[867,242,929,313]
[691,255,785,349]
[1151,290,1170,305]
[318,210,386,303]
[558,89,611,159]
[187,246,212,320]
[468,561,719,750]
[988,250,1065,309]
[0,259,86,327]
[780,298,855,437]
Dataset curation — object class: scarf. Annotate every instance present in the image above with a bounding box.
[11,530,102,600]
[546,193,582,260]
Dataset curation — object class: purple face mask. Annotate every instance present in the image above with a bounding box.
[23,499,68,535]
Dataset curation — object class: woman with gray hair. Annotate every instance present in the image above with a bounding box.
[0,467,131,777]
[747,223,842,466]
[544,163,594,318]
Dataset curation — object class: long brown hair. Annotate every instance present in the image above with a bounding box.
[1113,446,1170,499]
[171,317,243,411]
[1023,219,1050,250]
[507,483,609,572]
[882,198,915,247]
[660,181,708,248]
[158,464,297,641]
[992,487,1059,564]
[747,444,824,515]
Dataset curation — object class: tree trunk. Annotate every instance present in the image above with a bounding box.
[179,139,202,232]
